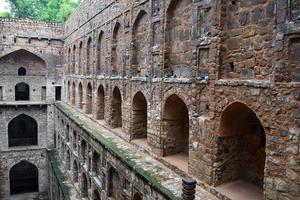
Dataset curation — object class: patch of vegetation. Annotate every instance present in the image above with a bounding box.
[0,12,11,17]
[9,0,79,22]
[48,150,71,200]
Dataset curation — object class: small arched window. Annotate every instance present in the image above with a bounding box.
[18,67,26,76]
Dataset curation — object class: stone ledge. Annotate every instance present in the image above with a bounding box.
[47,150,71,200]
[0,101,50,106]
[55,102,182,200]
[0,17,63,26]
[215,79,272,88]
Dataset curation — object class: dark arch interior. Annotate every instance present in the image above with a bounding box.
[72,83,76,105]
[15,82,30,101]
[163,94,189,156]
[73,161,79,183]
[18,67,26,76]
[132,92,147,139]
[81,140,87,163]
[133,193,142,200]
[111,23,120,74]
[96,85,105,120]
[97,32,104,75]
[79,42,83,74]
[10,161,38,195]
[92,152,100,175]
[87,38,92,73]
[81,173,88,197]
[67,81,71,102]
[66,150,71,170]
[108,167,121,199]
[112,87,122,128]
[216,102,266,187]
[78,83,83,109]
[93,189,101,200]
[72,46,76,73]
[86,83,93,114]
[165,0,192,75]
[8,114,38,147]
[132,11,148,71]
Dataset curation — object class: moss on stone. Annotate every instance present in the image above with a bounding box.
[55,102,180,199]
[47,150,70,200]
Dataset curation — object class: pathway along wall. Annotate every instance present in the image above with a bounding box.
[53,106,172,200]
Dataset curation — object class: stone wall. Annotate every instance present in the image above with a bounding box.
[0,18,64,199]
[0,18,64,102]
[0,149,49,199]
[54,106,171,200]
[62,0,300,199]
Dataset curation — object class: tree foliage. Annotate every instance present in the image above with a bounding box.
[10,0,79,22]
[0,12,11,18]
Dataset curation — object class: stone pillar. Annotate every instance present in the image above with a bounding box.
[182,178,197,200]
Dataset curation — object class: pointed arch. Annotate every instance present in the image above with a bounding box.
[165,0,193,77]
[72,45,76,74]
[132,91,147,140]
[8,114,38,147]
[112,87,122,128]
[67,48,71,73]
[96,85,105,119]
[132,10,150,77]
[108,167,121,199]
[162,94,189,156]
[66,150,71,170]
[92,151,101,176]
[80,140,87,164]
[87,37,93,74]
[97,31,104,75]
[67,81,71,103]
[73,160,79,183]
[72,130,77,150]
[133,192,142,200]
[72,82,76,105]
[79,41,83,74]
[0,49,46,76]
[78,82,83,109]
[93,189,101,200]
[215,102,266,188]
[81,173,88,197]
[85,82,93,114]
[10,160,38,194]
[111,22,122,76]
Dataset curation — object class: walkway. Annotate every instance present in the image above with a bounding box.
[57,102,219,200]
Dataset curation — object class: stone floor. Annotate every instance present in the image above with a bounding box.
[215,180,263,200]
[10,192,40,200]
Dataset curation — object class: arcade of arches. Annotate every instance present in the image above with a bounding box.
[1,0,299,199]
[65,79,269,199]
